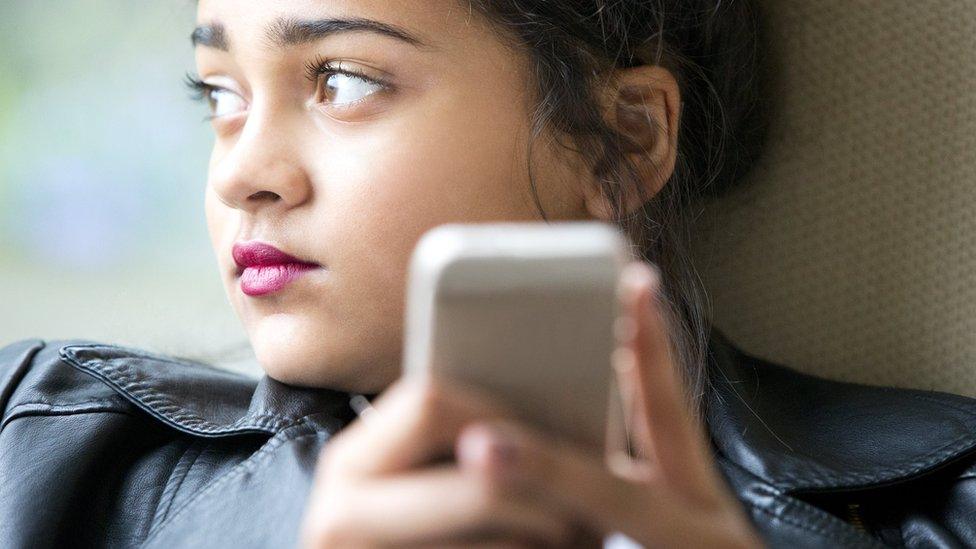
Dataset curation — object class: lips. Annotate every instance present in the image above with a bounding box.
[232,241,322,297]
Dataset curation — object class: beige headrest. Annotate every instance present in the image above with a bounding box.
[691,1,976,397]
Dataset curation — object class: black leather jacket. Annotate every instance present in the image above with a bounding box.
[1,329,975,548]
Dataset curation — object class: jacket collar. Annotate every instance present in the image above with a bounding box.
[62,334,976,492]
[706,328,976,493]
[59,343,364,437]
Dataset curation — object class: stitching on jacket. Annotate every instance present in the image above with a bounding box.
[76,350,290,430]
[776,432,976,489]
[60,346,291,435]
[0,339,44,420]
[719,457,886,547]
[110,364,288,430]
[713,349,976,492]
[895,524,908,547]
[779,390,976,487]
[150,440,206,533]
[1,402,134,430]
[905,391,976,416]
[7,397,124,409]
[140,419,325,546]
[744,502,879,546]
[900,526,920,548]
[62,343,221,371]
[749,485,886,547]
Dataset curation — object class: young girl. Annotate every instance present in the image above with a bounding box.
[3,2,975,548]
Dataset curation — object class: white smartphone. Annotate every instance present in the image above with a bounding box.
[401,221,633,453]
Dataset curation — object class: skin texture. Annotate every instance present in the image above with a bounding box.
[195,1,761,546]
[197,0,678,392]
[200,0,580,391]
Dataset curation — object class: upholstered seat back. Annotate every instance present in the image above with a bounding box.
[691,1,976,396]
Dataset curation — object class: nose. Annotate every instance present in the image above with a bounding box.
[209,109,313,215]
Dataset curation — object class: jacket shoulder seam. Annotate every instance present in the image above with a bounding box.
[6,397,126,409]
[150,439,206,530]
[143,419,323,545]
[0,339,47,421]
[1,402,134,430]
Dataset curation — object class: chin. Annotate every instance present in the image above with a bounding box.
[248,313,399,393]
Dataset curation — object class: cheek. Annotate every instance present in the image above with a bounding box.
[350,104,535,230]
[301,105,541,368]
[320,103,540,295]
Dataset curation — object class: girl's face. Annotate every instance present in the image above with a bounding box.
[196,0,594,391]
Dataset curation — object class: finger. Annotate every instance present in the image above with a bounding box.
[398,541,541,549]
[620,262,723,503]
[456,419,745,548]
[456,419,647,537]
[397,532,575,549]
[320,377,519,478]
[302,463,574,548]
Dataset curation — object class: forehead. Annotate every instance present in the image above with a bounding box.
[195,0,479,51]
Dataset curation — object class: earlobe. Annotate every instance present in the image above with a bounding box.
[582,64,681,220]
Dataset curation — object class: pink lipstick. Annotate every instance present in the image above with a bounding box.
[232,241,322,297]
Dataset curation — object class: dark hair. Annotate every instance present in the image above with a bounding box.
[186,1,767,418]
[465,0,768,417]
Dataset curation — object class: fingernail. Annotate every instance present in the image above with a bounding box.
[644,263,662,295]
[486,429,520,466]
[612,346,637,374]
[624,262,658,291]
[482,424,521,467]
[458,424,519,469]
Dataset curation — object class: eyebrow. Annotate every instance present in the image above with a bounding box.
[191,23,228,50]
[191,17,432,52]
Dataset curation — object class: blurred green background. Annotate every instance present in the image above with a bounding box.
[0,2,256,374]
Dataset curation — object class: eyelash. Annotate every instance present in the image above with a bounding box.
[182,57,392,120]
[302,55,392,93]
[183,72,222,121]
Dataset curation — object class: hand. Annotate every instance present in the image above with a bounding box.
[298,362,583,547]
[449,262,765,548]
[298,261,764,548]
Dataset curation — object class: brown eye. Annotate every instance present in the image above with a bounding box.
[185,73,248,119]
[207,88,247,118]
[316,71,385,107]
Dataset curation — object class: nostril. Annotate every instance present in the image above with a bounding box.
[248,190,280,201]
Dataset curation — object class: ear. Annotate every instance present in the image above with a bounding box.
[583,64,681,220]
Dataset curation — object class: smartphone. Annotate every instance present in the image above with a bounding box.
[401,221,632,453]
